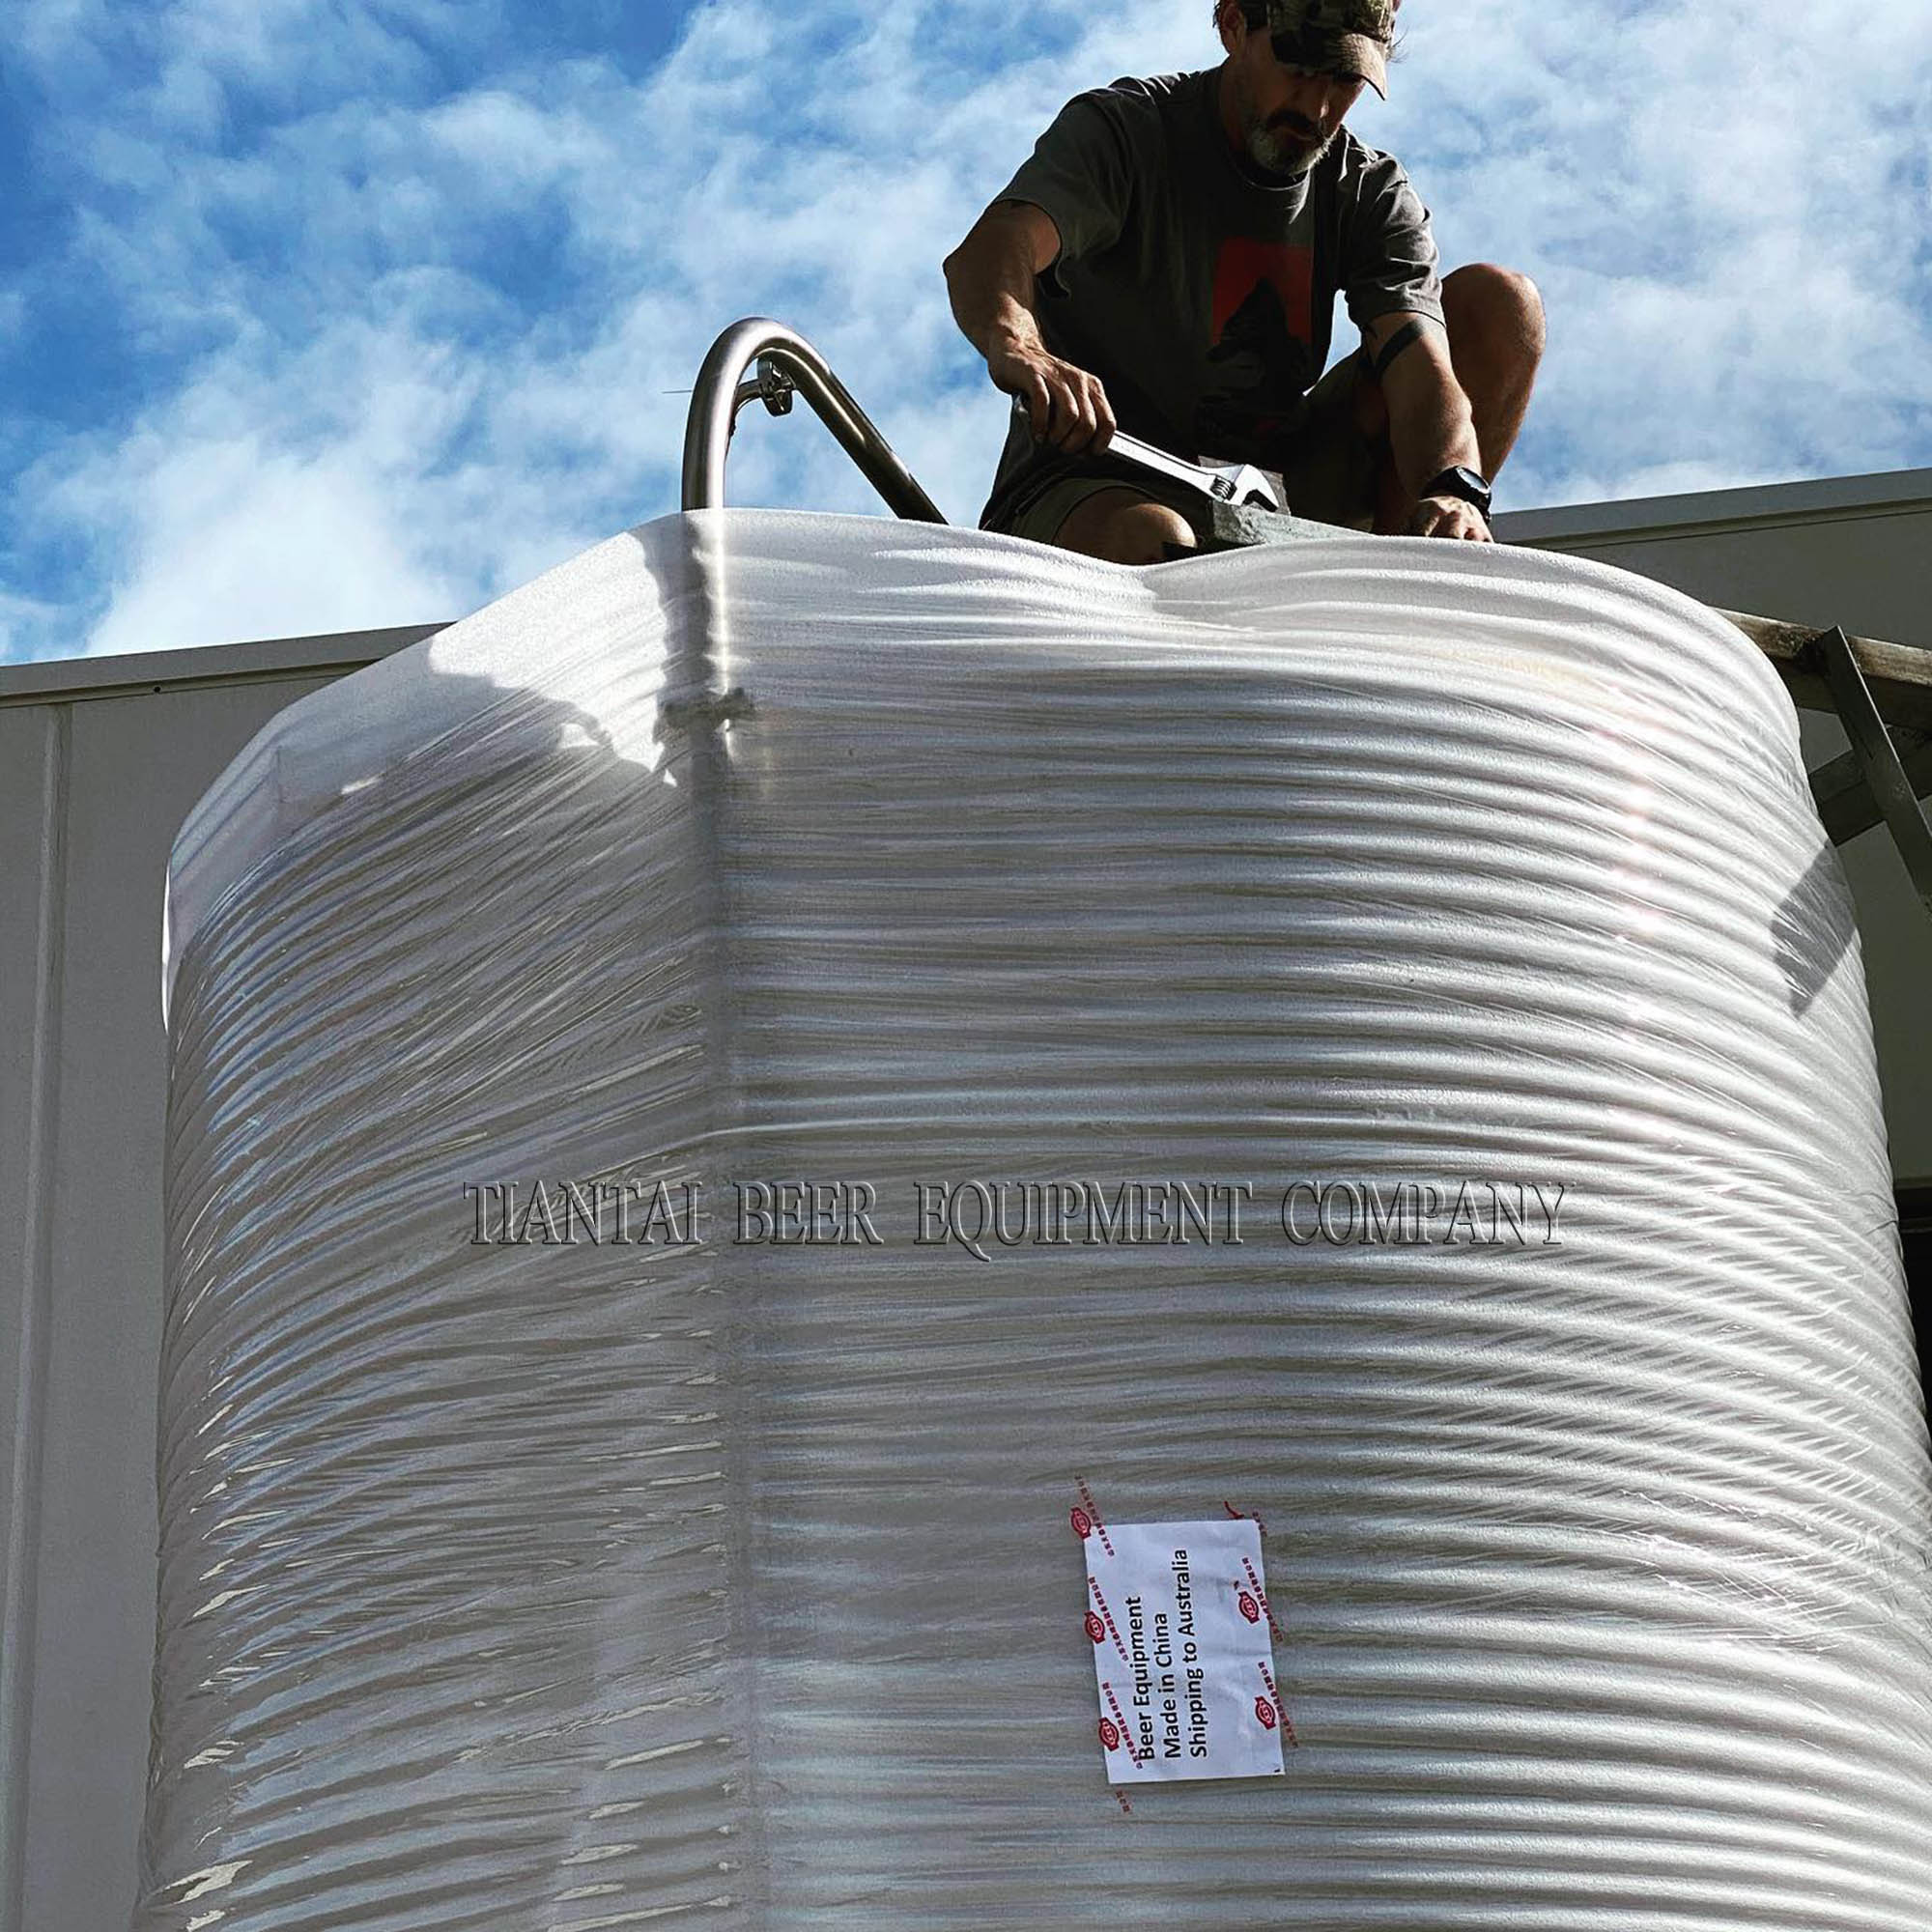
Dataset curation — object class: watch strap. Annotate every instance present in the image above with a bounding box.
[1422,466,1492,519]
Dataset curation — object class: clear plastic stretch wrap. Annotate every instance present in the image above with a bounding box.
[141,513,1932,1929]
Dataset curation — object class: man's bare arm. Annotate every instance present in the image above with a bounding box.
[943,201,1116,454]
[1361,310,1490,542]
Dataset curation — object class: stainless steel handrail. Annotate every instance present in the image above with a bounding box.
[681,318,947,522]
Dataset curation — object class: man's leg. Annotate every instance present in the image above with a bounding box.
[1440,263,1546,475]
[1052,486,1198,565]
[1360,262,1546,532]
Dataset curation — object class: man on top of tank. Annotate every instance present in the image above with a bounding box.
[944,0,1546,562]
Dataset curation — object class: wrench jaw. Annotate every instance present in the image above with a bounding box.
[1209,461,1287,512]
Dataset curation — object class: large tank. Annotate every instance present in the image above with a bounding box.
[137,514,1932,1928]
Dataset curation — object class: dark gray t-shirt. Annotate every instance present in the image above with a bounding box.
[980,68,1444,526]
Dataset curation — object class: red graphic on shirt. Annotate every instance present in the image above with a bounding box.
[1200,236,1320,450]
[1209,238,1314,349]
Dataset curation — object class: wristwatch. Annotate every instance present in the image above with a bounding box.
[1421,465,1492,523]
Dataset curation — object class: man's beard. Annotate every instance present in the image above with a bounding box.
[1239,99,1334,181]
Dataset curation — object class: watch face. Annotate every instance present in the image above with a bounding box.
[1435,467,1491,510]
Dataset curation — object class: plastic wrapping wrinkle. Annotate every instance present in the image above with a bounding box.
[139,511,1932,1929]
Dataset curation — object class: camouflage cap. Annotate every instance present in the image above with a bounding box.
[1259,0,1397,99]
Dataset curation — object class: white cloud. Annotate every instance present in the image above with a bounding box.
[3,0,1929,660]
[1377,0,1932,508]
[0,587,68,660]
[31,321,482,652]
[65,438,465,654]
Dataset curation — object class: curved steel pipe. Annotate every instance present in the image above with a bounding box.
[681,318,947,523]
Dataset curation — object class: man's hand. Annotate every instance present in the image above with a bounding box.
[945,201,1116,455]
[1406,494,1492,542]
[989,343,1117,454]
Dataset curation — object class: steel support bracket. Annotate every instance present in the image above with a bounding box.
[1804,624,1932,912]
[729,357,795,425]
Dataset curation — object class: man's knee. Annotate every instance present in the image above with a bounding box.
[1442,263,1547,363]
[1054,488,1197,565]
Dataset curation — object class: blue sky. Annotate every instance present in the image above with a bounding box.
[3,0,1929,662]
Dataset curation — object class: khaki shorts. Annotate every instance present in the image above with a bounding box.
[984,352,1380,548]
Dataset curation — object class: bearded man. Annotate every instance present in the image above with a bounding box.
[944,0,1545,561]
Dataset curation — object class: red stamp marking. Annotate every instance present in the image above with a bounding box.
[1099,1681,1146,1764]
[1259,1660,1297,1748]
[1241,1554,1286,1643]
[1223,1499,1269,1537]
[1084,1611,1106,1645]
[1098,1717,1121,1750]
[1113,1786,1134,1816]
[1237,1589,1261,1625]
[1087,1575,1133,1666]
[1070,1507,1093,1540]
[1076,1478,1114,1556]
[1254,1695,1277,1731]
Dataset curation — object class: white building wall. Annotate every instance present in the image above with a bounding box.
[0,632,431,1932]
